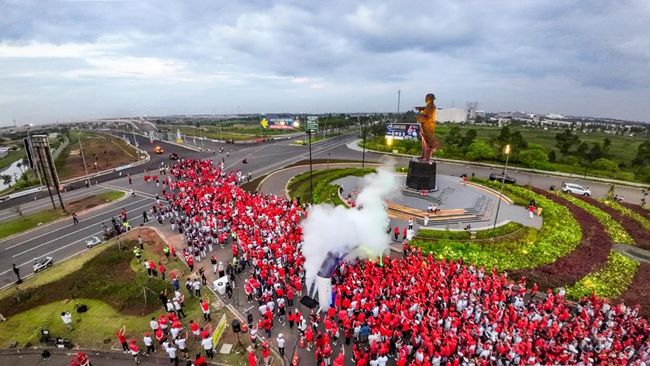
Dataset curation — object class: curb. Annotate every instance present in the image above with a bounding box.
[349,139,649,189]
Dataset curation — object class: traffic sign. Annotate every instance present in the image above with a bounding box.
[306,116,318,132]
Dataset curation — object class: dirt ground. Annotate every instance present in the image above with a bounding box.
[60,132,139,180]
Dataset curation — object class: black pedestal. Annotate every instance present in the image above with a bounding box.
[405,160,437,191]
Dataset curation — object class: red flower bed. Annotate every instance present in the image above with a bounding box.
[621,201,650,221]
[576,195,650,250]
[510,188,611,289]
[619,262,650,318]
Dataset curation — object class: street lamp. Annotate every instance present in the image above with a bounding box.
[361,117,367,168]
[493,144,511,229]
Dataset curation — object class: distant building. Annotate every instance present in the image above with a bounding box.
[437,108,467,123]
[545,113,566,119]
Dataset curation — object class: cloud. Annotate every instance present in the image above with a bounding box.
[0,0,649,124]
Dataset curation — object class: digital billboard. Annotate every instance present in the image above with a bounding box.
[385,123,420,140]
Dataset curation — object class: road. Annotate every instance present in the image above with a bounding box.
[1,131,647,288]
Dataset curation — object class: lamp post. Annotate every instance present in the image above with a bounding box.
[493,144,511,229]
[361,117,367,168]
[308,130,313,203]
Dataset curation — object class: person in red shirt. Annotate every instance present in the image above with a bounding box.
[158,262,166,281]
[247,349,257,366]
[129,339,141,365]
[116,325,128,353]
[194,353,208,366]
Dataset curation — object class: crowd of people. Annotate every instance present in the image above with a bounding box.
[154,158,648,365]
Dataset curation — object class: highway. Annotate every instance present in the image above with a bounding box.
[0,131,647,287]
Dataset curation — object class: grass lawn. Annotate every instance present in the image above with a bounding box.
[0,228,252,364]
[0,190,125,239]
[162,124,296,141]
[288,168,376,204]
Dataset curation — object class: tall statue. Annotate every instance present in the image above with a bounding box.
[415,93,438,162]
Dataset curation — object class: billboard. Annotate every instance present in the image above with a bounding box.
[306,116,318,132]
[385,123,420,140]
[261,117,299,130]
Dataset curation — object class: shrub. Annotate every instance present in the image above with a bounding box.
[565,251,638,300]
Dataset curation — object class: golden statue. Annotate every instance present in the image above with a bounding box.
[415,93,438,162]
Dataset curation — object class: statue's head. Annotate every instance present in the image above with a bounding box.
[425,93,436,103]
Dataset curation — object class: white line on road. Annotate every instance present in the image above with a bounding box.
[10,201,153,258]
[3,197,151,250]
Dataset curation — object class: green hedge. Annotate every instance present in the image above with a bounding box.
[288,168,376,205]
[601,199,650,231]
[558,193,634,244]
[565,251,638,300]
[411,184,581,271]
[416,221,523,241]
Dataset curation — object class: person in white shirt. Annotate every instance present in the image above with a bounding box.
[276,333,286,357]
[143,332,155,355]
[377,354,388,366]
[201,336,214,359]
[60,311,73,330]
[149,317,159,331]
[175,331,188,360]
[165,343,178,366]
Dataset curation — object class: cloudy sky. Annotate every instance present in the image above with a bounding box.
[0,0,649,125]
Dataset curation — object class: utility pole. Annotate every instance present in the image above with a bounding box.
[361,117,367,168]
[78,131,90,183]
[397,89,401,115]
[34,142,56,210]
[493,145,511,228]
[308,130,313,203]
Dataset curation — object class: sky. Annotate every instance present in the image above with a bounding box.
[0,0,649,125]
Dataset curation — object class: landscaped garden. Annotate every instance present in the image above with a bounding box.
[287,167,375,204]
[0,228,250,365]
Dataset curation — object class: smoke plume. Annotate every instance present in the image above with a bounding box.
[301,159,399,284]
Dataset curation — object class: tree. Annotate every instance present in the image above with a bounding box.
[510,131,528,149]
[549,150,557,163]
[592,158,619,172]
[518,149,549,168]
[555,129,581,154]
[632,140,650,167]
[466,140,496,161]
[1,175,12,186]
[460,129,477,149]
[496,126,511,147]
[576,142,590,157]
[588,143,604,162]
[602,138,612,154]
[445,126,463,146]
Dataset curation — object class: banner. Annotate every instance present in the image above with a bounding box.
[262,117,299,130]
[385,123,420,140]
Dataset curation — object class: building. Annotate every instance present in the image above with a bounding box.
[437,108,467,123]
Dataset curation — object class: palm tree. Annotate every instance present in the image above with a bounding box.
[1,174,12,186]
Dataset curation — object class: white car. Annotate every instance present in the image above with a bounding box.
[85,236,102,248]
[562,183,591,196]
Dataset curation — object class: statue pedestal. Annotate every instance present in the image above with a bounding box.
[405,159,437,191]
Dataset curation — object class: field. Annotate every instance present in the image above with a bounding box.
[161,123,296,142]
[0,228,250,365]
[365,123,649,182]
[55,131,140,180]
[0,190,125,239]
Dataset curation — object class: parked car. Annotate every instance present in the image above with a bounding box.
[488,173,517,184]
[154,146,164,154]
[169,152,179,161]
[562,183,591,196]
[33,256,54,273]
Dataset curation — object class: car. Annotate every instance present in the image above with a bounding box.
[154,146,164,154]
[169,152,179,161]
[85,236,102,248]
[562,183,591,196]
[33,256,54,273]
[488,173,517,184]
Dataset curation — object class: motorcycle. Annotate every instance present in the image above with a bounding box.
[243,158,248,164]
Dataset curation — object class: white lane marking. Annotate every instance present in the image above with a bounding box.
[3,197,151,249]
[10,201,153,258]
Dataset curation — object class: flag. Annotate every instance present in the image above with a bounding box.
[260,118,269,129]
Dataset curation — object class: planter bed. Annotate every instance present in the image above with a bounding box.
[618,262,650,319]
[509,188,612,290]
[621,202,650,221]
[577,196,650,250]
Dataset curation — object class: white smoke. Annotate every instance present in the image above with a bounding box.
[301,159,399,285]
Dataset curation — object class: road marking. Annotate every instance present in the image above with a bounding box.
[0,186,109,220]
[3,197,151,249]
[9,201,153,258]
